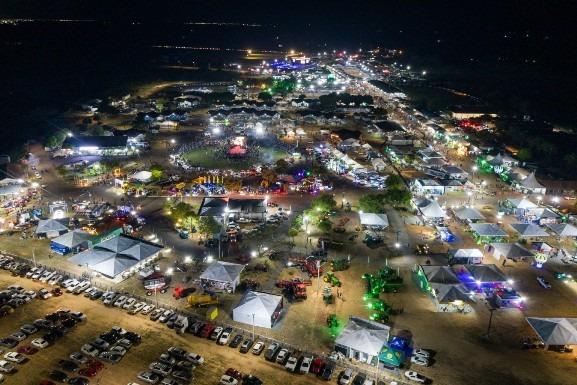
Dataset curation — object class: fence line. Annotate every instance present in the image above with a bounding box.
[1,251,410,385]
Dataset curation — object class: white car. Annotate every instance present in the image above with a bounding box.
[285,356,298,372]
[158,310,174,323]
[411,355,429,367]
[73,281,90,294]
[299,356,312,374]
[0,360,15,373]
[276,348,289,363]
[220,375,238,385]
[218,330,231,345]
[38,288,52,299]
[123,297,137,309]
[110,345,127,356]
[71,311,87,322]
[141,304,156,315]
[186,352,204,365]
[137,371,160,384]
[80,344,99,357]
[31,338,49,349]
[252,342,265,355]
[413,349,430,359]
[113,296,128,307]
[404,371,427,383]
[31,269,45,280]
[48,274,63,285]
[129,302,146,314]
[339,368,353,385]
[66,280,81,292]
[24,290,37,299]
[3,352,25,363]
[39,271,56,283]
[537,276,551,289]
[83,287,98,297]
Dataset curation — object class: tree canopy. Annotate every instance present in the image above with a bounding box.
[198,216,221,237]
[383,188,412,207]
[150,165,163,180]
[311,194,337,212]
[385,174,405,189]
[358,194,386,213]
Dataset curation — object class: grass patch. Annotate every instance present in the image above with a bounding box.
[181,146,288,170]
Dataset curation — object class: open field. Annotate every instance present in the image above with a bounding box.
[181,147,288,170]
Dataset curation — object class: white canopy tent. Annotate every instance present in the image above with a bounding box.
[526,317,577,348]
[371,158,386,171]
[505,198,538,210]
[232,291,283,329]
[519,172,546,194]
[68,234,163,278]
[509,223,549,237]
[447,249,484,265]
[547,223,577,237]
[414,198,446,218]
[359,213,389,228]
[335,316,390,363]
[200,261,245,292]
[432,283,476,304]
[36,219,69,238]
[463,264,508,283]
[490,242,535,261]
[130,170,152,182]
[453,207,486,221]
[469,223,508,238]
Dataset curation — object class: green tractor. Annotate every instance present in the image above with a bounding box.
[327,314,339,328]
[322,287,334,304]
[371,300,391,324]
[330,258,350,272]
[323,272,342,287]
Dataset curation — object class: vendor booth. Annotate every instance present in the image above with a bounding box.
[359,213,389,229]
[232,291,283,329]
[447,249,484,265]
[335,316,390,364]
[200,261,244,293]
[509,223,549,238]
[490,242,535,261]
[469,223,509,244]
[50,229,93,255]
[453,207,486,222]
[36,219,69,238]
[547,223,577,238]
[526,317,577,349]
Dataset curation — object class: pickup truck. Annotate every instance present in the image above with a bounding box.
[199,323,216,338]
[264,342,281,361]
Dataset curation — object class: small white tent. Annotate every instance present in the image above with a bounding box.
[200,261,245,292]
[359,213,389,228]
[232,291,283,329]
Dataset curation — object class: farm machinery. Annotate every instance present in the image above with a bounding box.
[253,263,269,273]
[239,279,261,291]
[330,258,350,272]
[276,277,312,300]
[173,286,197,299]
[185,293,220,308]
[363,265,403,298]
[322,287,334,304]
[370,300,392,323]
[286,257,323,277]
[327,314,339,328]
[323,272,342,287]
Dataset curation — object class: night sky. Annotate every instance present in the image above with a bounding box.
[0,0,576,155]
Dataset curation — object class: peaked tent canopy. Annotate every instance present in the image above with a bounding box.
[505,198,538,210]
[232,291,283,329]
[490,242,535,261]
[378,346,405,367]
[447,248,484,264]
[335,316,390,358]
[359,213,389,228]
[454,207,486,221]
[521,172,545,189]
[130,170,152,181]
[200,261,245,291]
[420,265,461,285]
[432,284,476,304]
[36,219,69,237]
[414,198,446,218]
[526,317,577,346]
[469,223,508,237]
[51,229,92,248]
[68,234,163,278]
[463,264,508,283]
[509,223,549,237]
[547,223,577,237]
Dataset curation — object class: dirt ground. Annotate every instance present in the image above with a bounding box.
[0,273,328,385]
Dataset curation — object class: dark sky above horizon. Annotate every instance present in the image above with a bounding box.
[2,0,577,62]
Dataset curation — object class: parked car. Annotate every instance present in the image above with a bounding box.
[352,372,366,385]
[285,356,298,372]
[49,369,68,382]
[113,296,128,307]
[264,342,281,360]
[20,325,37,335]
[413,349,430,359]
[168,347,188,360]
[172,370,193,383]
[158,353,175,366]
[210,326,224,340]
[218,327,233,345]
[252,342,265,355]
[404,371,427,383]
[174,360,194,372]
[0,360,15,373]
[122,297,137,309]
[38,288,53,299]
[149,362,172,376]
[321,361,335,380]
[411,355,429,367]
[149,308,164,321]
[276,348,290,364]
[186,352,204,365]
[141,304,156,315]
[220,375,238,385]
[10,331,27,342]
[158,310,174,323]
[340,368,354,385]
[90,338,110,351]
[239,339,253,353]
[57,359,79,372]
[16,345,37,355]
[0,338,18,349]
[69,377,90,385]
[537,276,551,289]
[299,356,312,374]
[3,352,25,363]
[69,352,87,365]
[137,371,160,384]
[129,302,146,314]
[99,351,122,364]
[229,334,243,348]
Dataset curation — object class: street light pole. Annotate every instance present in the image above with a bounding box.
[486,308,496,337]
[251,313,255,339]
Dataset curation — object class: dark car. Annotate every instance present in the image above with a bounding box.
[68,377,90,385]
[124,331,142,344]
[173,370,194,383]
[204,239,218,248]
[188,322,204,335]
[321,362,335,380]
[0,337,18,348]
[166,314,179,329]
[229,334,243,348]
[57,359,79,372]
[239,339,254,353]
[42,332,59,343]
[99,331,119,344]
[45,313,60,322]
[89,290,104,300]
[168,346,188,360]
[62,318,78,328]
[242,374,263,385]
[49,369,69,382]
[352,372,366,385]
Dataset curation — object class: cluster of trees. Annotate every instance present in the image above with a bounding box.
[318,92,373,110]
[301,194,338,235]
[357,174,412,213]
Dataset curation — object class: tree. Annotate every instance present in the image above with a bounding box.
[198,216,221,238]
[55,165,69,178]
[43,135,60,149]
[288,228,299,242]
[383,188,412,207]
[261,167,278,185]
[385,174,405,189]
[317,220,332,234]
[311,194,337,213]
[150,165,163,180]
[516,148,532,162]
[373,107,388,118]
[275,159,290,174]
[358,194,385,213]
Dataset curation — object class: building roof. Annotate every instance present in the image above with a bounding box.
[431,283,476,303]
[469,223,508,237]
[526,318,577,345]
[359,213,389,227]
[505,198,538,209]
[36,219,69,234]
[233,291,282,317]
[520,172,545,189]
[490,243,535,259]
[453,207,486,220]
[198,197,266,217]
[509,223,549,237]
[51,229,92,248]
[63,135,128,149]
[463,264,507,283]
[547,223,577,237]
[420,265,461,285]
[414,198,446,218]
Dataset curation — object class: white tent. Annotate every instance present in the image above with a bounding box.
[463,264,508,283]
[335,316,390,363]
[431,283,476,304]
[341,154,358,165]
[68,234,163,278]
[520,172,546,194]
[371,158,387,171]
[547,223,577,237]
[200,261,245,291]
[509,223,549,237]
[130,170,152,182]
[359,213,389,228]
[448,249,484,264]
[453,207,486,221]
[51,229,92,254]
[0,178,22,185]
[526,317,577,347]
[469,223,508,237]
[331,149,345,159]
[414,198,446,218]
[505,198,538,210]
[232,291,283,329]
[36,219,69,238]
[0,185,22,196]
[490,242,534,261]
[420,265,461,285]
